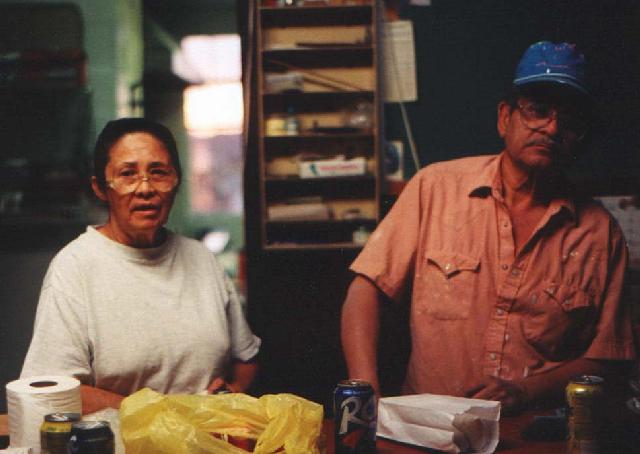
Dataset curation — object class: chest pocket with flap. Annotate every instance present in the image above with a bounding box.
[521,282,596,359]
[419,250,481,320]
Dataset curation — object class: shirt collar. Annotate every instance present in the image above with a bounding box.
[466,153,503,198]
[467,151,576,221]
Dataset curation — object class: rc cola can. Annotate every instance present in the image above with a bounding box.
[334,379,377,453]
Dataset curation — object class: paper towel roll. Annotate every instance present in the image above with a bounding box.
[6,376,81,454]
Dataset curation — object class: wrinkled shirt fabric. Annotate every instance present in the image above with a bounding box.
[351,153,635,396]
[22,226,260,396]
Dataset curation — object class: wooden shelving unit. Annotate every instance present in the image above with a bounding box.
[256,0,382,250]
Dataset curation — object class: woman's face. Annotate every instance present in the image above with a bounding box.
[93,132,178,246]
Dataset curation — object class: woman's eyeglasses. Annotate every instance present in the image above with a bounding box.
[107,168,178,194]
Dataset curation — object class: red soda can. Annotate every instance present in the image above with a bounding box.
[334,379,377,454]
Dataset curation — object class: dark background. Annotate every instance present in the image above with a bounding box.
[386,0,639,192]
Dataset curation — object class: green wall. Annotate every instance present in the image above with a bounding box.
[143,1,243,248]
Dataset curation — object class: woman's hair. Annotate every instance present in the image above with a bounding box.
[93,117,182,191]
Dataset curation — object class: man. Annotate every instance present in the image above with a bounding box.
[341,41,636,414]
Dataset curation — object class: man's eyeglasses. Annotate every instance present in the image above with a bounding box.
[107,168,178,194]
[516,100,588,141]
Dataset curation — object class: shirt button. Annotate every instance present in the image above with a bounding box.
[444,263,452,271]
[505,334,510,342]
[489,353,497,360]
[511,268,521,277]
[496,308,504,316]
[503,221,509,228]
[501,264,508,270]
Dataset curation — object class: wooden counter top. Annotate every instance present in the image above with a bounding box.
[3,407,638,452]
[1,411,562,452]
[323,412,563,453]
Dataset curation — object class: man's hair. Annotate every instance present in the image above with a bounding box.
[93,117,182,191]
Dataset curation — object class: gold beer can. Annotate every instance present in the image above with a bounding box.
[41,412,81,454]
[566,375,604,454]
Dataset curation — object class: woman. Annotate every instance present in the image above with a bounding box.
[21,118,260,414]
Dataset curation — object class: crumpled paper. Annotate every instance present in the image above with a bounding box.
[377,394,500,453]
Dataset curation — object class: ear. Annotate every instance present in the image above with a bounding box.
[497,101,513,139]
[91,176,108,202]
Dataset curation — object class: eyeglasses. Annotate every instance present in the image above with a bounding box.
[516,100,588,141]
[107,168,178,194]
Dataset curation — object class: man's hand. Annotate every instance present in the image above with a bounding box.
[465,377,528,415]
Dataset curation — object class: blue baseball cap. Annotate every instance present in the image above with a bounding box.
[513,41,589,96]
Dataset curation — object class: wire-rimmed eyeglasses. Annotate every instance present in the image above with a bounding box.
[107,168,178,194]
[516,100,588,141]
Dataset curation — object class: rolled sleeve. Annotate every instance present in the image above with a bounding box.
[350,170,425,301]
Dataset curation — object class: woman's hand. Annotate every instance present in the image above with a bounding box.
[207,361,259,394]
[207,377,237,394]
[80,384,125,415]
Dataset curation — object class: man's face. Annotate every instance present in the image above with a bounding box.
[497,86,588,173]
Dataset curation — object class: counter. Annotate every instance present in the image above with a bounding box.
[2,408,637,452]
[323,412,563,453]
[1,412,564,452]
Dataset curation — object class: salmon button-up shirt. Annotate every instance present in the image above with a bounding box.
[351,153,635,397]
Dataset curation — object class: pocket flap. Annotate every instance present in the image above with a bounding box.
[426,250,480,277]
[542,282,592,312]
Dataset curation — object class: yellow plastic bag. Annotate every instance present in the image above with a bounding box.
[119,388,324,454]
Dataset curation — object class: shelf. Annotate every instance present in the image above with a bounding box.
[265,175,376,201]
[260,4,373,27]
[265,217,374,249]
[266,218,376,226]
[0,213,90,228]
[0,83,88,93]
[265,131,373,142]
[263,90,374,113]
[266,173,374,181]
[264,135,375,157]
[255,1,380,250]
[263,242,364,251]
[263,46,372,69]
[0,80,86,90]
